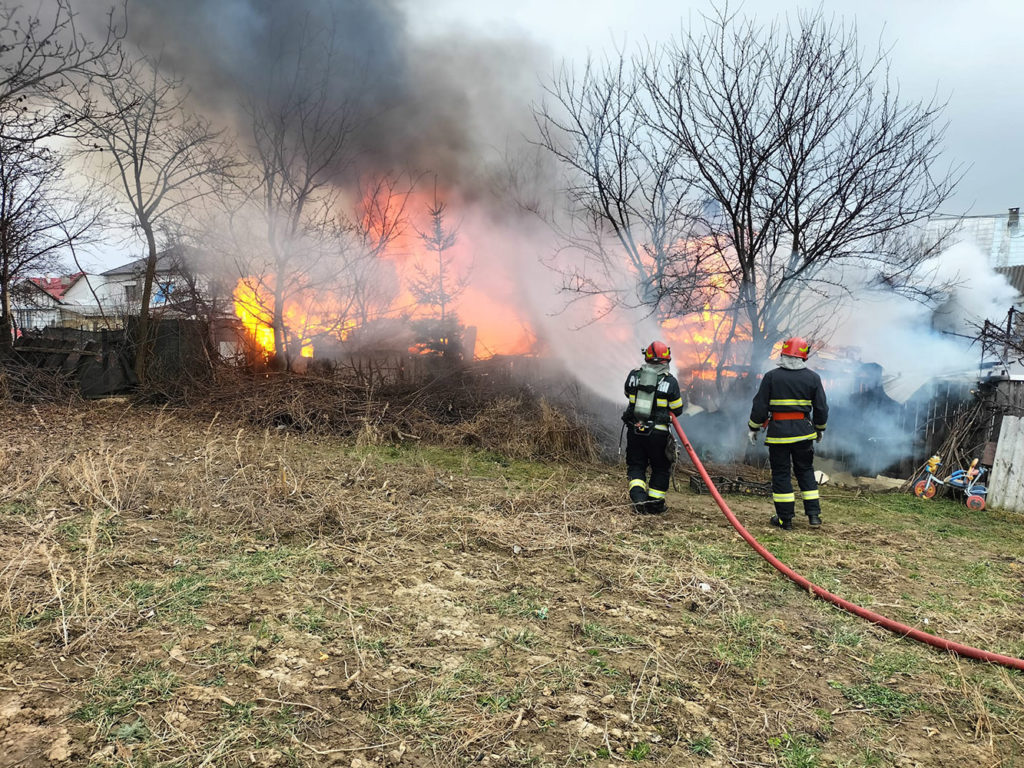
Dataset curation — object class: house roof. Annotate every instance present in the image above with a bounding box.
[101,246,198,277]
[996,265,1024,297]
[26,272,85,301]
[929,209,1024,268]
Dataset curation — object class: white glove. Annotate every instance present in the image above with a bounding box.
[747,429,758,446]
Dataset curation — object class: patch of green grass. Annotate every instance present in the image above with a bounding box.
[499,627,541,648]
[812,620,863,649]
[16,607,61,630]
[287,605,339,638]
[75,663,180,728]
[120,574,211,624]
[768,733,820,768]
[222,701,257,724]
[688,735,715,756]
[544,663,581,691]
[868,651,922,680]
[224,546,335,587]
[196,639,256,669]
[830,681,921,720]
[478,692,515,713]
[626,742,652,761]
[376,691,450,734]
[112,719,149,743]
[57,520,82,546]
[0,501,34,516]
[581,621,638,648]
[225,549,293,586]
[586,650,620,678]
[487,588,548,619]
[712,611,777,669]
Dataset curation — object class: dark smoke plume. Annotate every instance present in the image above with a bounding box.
[81,0,548,197]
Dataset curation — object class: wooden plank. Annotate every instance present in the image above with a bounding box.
[990,416,1024,512]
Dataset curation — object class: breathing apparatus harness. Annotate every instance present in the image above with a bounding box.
[619,363,680,482]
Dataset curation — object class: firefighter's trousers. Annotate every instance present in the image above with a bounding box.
[626,429,672,511]
[768,440,820,521]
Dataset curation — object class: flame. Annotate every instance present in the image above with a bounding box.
[231,183,538,361]
[233,280,340,361]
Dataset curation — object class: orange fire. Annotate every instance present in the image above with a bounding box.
[233,280,336,361]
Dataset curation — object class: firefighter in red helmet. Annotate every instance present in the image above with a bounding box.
[622,341,686,514]
[747,336,829,529]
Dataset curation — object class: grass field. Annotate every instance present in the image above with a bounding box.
[0,400,1021,767]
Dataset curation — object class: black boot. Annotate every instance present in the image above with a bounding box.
[770,514,793,530]
[807,514,822,527]
[645,497,666,515]
[629,486,648,515]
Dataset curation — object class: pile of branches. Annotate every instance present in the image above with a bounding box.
[187,366,599,464]
[0,361,82,404]
[900,399,986,492]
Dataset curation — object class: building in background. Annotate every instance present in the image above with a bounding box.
[928,207,1024,295]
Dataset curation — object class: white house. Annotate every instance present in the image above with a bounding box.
[59,248,206,328]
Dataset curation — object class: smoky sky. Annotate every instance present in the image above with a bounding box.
[83,0,548,198]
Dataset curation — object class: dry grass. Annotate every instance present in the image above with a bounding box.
[0,398,1021,768]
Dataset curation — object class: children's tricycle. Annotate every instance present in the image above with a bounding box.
[913,455,988,510]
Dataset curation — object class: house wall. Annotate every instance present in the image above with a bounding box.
[11,285,62,332]
[61,270,192,324]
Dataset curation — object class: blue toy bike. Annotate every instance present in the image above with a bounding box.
[913,455,988,510]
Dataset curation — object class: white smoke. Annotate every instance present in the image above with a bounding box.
[829,241,1020,400]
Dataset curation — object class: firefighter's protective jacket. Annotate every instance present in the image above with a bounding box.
[748,366,829,444]
[623,364,685,434]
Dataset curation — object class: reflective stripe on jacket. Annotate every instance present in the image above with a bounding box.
[748,366,828,445]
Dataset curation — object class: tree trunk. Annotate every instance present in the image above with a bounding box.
[0,277,13,356]
[272,275,288,371]
[133,222,159,384]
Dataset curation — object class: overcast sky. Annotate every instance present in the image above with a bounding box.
[417,0,1024,215]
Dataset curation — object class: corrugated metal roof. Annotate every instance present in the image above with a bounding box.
[930,210,1024,267]
[996,265,1024,296]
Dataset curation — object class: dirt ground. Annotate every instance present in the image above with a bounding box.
[0,400,1022,768]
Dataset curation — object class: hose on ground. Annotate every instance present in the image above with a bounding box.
[669,413,1024,672]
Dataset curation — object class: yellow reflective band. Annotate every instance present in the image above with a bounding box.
[654,424,669,431]
[769,399,812,406]
[764,433,819,444]
[802,490,820,500]
[629,395,636,402]
[656,398,668,406]
[814,424,826,430]
[629,479,648,491]
[668,398,683,409]
[647,488,666,499]
[772,493,796,502]
[748,420,762,429]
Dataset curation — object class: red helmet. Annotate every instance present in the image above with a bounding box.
[643,340,671,363]
[781,336,810,360]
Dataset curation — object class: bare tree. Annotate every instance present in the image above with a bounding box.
[74,56,234,382]
[537,6,960,369]
[535,57,718,322]
[226,17,368,371]
[0,0,125,141]
[0,124,99,351]
[349,172,416,326]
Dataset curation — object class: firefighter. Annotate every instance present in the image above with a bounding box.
[623,341,686,514]
[747,336,829,530]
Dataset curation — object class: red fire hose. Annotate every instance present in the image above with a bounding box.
[669,413,1024,672]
